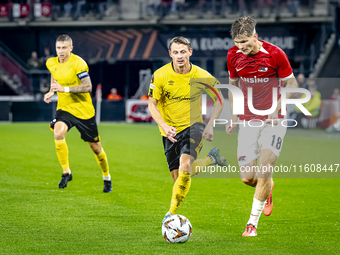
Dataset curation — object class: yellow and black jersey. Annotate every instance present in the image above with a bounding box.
[149,62,219,136]
[46,53,95,120]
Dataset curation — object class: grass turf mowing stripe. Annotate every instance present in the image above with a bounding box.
[0,123,339,254]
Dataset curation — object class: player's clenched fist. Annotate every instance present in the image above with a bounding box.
[163,125,177,143]
[44,91,54,103]
[203,125,213,141]
[225,122,237,136]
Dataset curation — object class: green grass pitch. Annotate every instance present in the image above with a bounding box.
[0,123,339,254]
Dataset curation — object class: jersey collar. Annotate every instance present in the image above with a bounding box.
[236,40,269,55]
[259,40,269,54]
[171,62,193,76]
[58,53,74,64]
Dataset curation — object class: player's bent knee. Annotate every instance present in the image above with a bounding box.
[241,177,256,186]
[259,149,277,166]
[179,154,194,173]
[89,142,101,154]
[179,161,191,173]
[54,132,65,140]
[171,170,179,182]
[54,122,68,140]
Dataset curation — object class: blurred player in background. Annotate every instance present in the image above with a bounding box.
[148,36,226,223]
[107,87,122,101]
[226,16,298,236]
[44,34,112,193]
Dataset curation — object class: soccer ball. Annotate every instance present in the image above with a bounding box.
[162,214,192,243]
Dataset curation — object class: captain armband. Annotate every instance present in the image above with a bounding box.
[77,71,89,80]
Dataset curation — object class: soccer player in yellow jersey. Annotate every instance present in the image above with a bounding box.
[44,34,112,193]
[148,36,226,223]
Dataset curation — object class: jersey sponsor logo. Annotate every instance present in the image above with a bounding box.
[240,77,269,83]
[170,96,192,101]
[164,90,198,101]
[150,84,155,89]
[60,81,77,86]
[258,67,268,72]
[77,71,89,79]
[238,156,246,161]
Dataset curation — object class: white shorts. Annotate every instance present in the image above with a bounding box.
[237,120,287,166]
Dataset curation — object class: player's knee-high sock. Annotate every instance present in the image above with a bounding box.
[169,171,191,215]
[94,147,110,180]
[191,156,212,175]
[247,197,266,228]
[55,139,69,170]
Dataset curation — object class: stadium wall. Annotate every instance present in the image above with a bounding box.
[0,100,125,122]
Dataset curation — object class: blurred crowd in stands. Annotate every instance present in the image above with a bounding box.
[0,0,325,21]
[26,49,52,98]
[27,48,52,70]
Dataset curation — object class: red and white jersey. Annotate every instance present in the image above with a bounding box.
[227,40,293,121]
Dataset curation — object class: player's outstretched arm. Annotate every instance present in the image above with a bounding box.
[148,97,177,143]
[225,80,239,136]
[51,77,92,93]
[266,76,298,125]
[69,77,92,92]
[203,90,224,141]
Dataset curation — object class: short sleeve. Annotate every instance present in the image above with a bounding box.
[75,57,90,80]
[148,71,163,100]
[45,58,53,72]
[205,70,220,91]
[196,71,221,101]
[210,77,220,93]
[227,51,238,81]
[276,49,293,81]
[211,78,221,101]
[214,78,220,86]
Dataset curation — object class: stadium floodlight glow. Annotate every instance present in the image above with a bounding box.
[201,84,312,116]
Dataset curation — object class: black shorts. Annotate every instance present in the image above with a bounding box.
[162,122,205,172]
[50,110,100,143]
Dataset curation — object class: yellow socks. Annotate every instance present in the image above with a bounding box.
[191,155,212,176]
[55,140,109,180]
[55,139,69,170]
[94,147,110,179]
[169,171,191,215]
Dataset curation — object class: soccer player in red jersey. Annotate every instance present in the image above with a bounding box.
[225,16,298,236]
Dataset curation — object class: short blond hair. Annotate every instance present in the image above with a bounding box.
[56,34,73,46]
[169,36,191,51]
